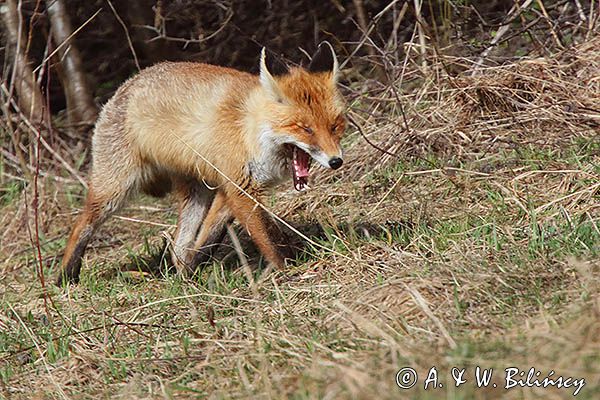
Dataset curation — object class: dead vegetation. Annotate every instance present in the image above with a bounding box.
[1,1,600,399]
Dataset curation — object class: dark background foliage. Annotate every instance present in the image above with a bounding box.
[4,0,531,114]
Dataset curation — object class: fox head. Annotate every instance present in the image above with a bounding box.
[258,42,346,191]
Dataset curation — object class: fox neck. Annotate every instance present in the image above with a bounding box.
[242,86,289,186]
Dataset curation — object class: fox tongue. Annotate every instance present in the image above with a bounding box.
[292,147,310,191]
[294,147,310,178]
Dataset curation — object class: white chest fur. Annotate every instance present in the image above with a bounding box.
[247,128,289,187]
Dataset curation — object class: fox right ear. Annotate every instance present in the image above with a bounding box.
[260,48,289,102]
[309,41,339,80]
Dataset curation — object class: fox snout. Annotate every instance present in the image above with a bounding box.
[307,146,344,170]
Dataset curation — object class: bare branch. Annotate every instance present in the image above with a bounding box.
[471,0,534,75]
[106,0,140,71]
[136,7,234,49]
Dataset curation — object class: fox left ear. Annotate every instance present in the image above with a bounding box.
[308,41,339,81]
[262,48,289,77]
[260,48,289,102]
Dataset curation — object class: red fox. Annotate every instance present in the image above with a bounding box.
[57,42,346,285]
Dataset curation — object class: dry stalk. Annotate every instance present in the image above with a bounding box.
[413,0,428,71]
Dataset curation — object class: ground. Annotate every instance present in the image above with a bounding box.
[1,38,599,399]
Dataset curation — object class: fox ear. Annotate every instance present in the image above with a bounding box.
[308,41,338,80]
[261,48,289,77]
[260,48,289,101]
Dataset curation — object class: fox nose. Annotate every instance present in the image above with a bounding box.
[329,157,343,170]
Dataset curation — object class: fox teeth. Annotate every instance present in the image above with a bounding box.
[295,182,308,192]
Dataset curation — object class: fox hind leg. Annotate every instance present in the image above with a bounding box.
[171,181,215,275]
[189,191,233,270]
[57,184,132,286]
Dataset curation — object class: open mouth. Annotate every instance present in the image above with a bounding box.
[289,145,311,191]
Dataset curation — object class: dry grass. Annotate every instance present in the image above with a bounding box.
[1,34,600,399]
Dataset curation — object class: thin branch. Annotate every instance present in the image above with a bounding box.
[33,8,102,75]
[106,0,140,71]
[471,0,534,75]
[136,7,233,49]
[535,0,564,49]
[339,0,400,70]
[347,114,400,158]
[3,0,44,123]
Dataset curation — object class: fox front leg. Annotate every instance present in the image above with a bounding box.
[223,189,293,269]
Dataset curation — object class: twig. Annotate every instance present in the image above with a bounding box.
[339,0,399,70]
[352,0,383,77]
[574,0,587,22]
[227,225,258,296]
[347,113,400,158]
[385,1,409,61]
[367,173,405,216]
[137,7,233,49]
[112,215,174,228]
[121,292,264,317]
[32,36,53,322]
[7,0,24,105]
[534,0,564,49]
[106,0,140,71]
[495,16,543,47]
[404,285,457,349]
[33,8,102,75]
[0,321,182,365]
[471,0,534,75]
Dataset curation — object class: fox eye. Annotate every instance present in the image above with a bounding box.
[299,125,313,135]
[331,119,344,133]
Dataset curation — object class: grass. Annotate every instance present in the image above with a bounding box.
[1,133,598,399]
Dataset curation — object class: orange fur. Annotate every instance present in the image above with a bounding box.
[57,43,345,285]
